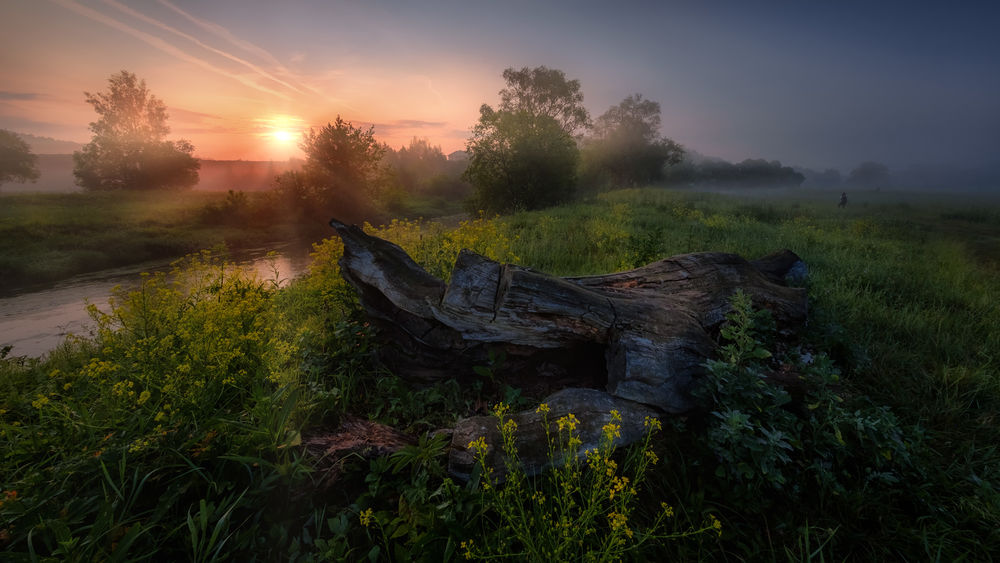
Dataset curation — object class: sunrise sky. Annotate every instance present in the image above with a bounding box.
[1,0,997,170]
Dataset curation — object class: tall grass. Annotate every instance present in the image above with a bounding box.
[2,186,999,559]
[498,187,1000,558]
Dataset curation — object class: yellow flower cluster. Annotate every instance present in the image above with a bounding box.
[501,416,517,433]
[359,508,374,528]
[467,436,488,453]
[556,413,579,433]
[709,514,723,536]
[660,502,675,518]
[609,476,630,501]
[643,415,662,431]
[460,539,475,560]
[492,402,510,419]
[366,215,520,281]
[607,511,633,538]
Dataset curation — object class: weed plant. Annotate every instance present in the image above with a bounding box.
[464,403,720,561]
[2,186,999,559]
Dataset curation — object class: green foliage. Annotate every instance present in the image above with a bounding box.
[276,116,385,223]
[0,190,317,294]
[464,66,589,214]
[696,289,920,513]
[582,94,684,190]
[73,71,199,191]
[5,185,1000,559]
[464,107,580,214]
[498,66,590,135]
[0,129,40,187]
[0,252,335,559]
[365,215,519,280]
[464,403,719,561]
[499,188,1000,558]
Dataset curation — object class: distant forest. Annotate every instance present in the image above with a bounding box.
[1,155,301,193]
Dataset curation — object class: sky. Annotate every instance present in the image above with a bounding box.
[0,0,998,171]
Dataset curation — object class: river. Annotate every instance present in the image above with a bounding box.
[0,243,315,358]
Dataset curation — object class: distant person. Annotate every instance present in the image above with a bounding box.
[838,192,848,208]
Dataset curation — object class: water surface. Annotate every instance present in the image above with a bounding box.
[0,243,314,358]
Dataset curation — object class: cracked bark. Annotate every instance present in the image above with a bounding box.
[328,218,809,478]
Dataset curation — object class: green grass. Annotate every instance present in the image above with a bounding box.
[499,187,1000,558]
[0,191,326,294]
[2,185,1000,559]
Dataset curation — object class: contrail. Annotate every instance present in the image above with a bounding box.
[155,0,342,103]
[48,0,292,101]
[102,0,307,96]
[157,0,287,69]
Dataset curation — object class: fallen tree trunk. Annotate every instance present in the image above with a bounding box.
[328,218,807,414]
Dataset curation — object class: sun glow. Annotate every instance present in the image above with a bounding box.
[271,129,295,143]
[255,114,305,159]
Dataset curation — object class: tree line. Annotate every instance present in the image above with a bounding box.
[1,68,897,212]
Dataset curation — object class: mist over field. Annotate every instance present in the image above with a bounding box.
[2,1,1000,560]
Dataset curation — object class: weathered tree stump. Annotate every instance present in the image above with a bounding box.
[327,218,808,478]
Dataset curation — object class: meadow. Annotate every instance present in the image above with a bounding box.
[1,186,999,560]
[0,190,335,295]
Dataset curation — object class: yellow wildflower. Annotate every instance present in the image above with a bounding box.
[557,413,579,432]
[467,436,488,453]
[645,415,663,431]
[535,403,550,415]
[710,514,723,536]
[602,422,622,441]
[502,418,518,435]
[492,402,510,418]
[359,508,374,528]
[460,539,475,559]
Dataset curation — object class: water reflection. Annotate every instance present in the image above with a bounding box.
[0,243,315,358]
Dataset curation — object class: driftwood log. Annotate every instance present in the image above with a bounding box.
[327,218,808,478]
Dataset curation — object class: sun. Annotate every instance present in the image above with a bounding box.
[271,129,295,143]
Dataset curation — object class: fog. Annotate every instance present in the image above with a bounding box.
[1,155,301,194]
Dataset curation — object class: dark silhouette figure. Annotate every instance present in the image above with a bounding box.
[838,192,848,208]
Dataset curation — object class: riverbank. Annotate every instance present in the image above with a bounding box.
[0,191,332,296]
[0,241,315,357]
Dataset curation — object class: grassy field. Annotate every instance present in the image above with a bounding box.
[2,186,999,559]
[0,190,334,294]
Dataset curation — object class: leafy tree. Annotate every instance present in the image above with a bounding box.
[465,106,579,214]
[582,94,684,189]
[73,71,199,190]
[499,66,590,135]
[275,116,385,222]
[464,66,585,213]
[0,129,40,190]
[383,137,471,205]
[847,161,890,189]
[384,137,450,193]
